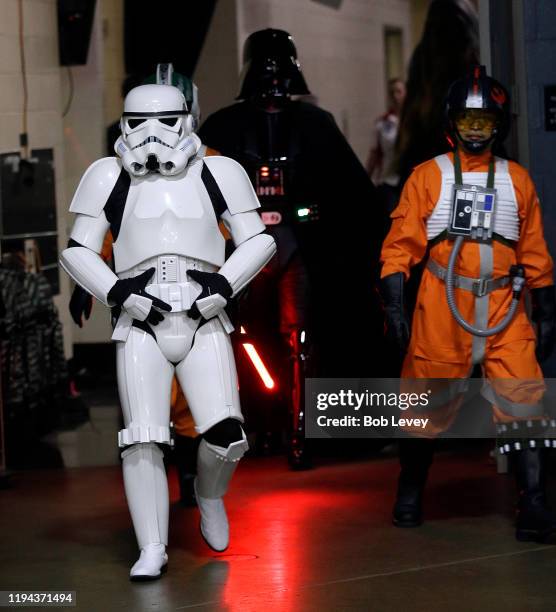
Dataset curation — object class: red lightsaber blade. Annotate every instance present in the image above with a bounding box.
[242,343,276,390]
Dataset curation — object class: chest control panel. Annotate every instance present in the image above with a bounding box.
[256,164,285,198]
[449,183,497,241]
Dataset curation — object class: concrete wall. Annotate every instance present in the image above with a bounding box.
[63,0,125,345]
[0,0,114,351]
[62,4,112,346]
[0,0,73,354]
[102,0,125,130]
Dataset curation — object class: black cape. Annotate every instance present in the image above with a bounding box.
[199,100,386,376]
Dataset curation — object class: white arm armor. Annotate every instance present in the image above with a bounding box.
[61,216,153,319]
[219,212,276,296]
[60,157,123,305]
[203,156,276,296]
[59,212,118,306]
[60,246,118,306]
[219,233,276,296]
[193,230,275,325]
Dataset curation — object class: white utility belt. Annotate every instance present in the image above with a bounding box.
[112,255,234,341]
[119,255,217,313]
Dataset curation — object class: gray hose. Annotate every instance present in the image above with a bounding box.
[446,235,525,337]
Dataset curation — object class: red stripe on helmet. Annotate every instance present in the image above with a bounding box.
[473,66,480,94]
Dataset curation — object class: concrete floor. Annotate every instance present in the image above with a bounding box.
[2,448,556,611]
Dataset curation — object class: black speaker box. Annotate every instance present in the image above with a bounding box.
[58,0,97,66]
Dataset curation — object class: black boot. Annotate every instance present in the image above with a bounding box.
[288,434,312,471]
[393,438,435,528]
[287,329,313,471]
[515,447,556,543]
[174,434,200,507]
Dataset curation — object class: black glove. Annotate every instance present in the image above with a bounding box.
[107,267,171,325]
[380,272,410,357]
[186,270,233,319]
[531,285,556,362]
[69,285,93,328]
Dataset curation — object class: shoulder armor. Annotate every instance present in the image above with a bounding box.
[69,157,124,217]
[203,156,260,214]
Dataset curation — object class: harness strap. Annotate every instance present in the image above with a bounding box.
[426,258,510,297]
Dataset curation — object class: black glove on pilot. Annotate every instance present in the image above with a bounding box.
[531,285,556,362]
[107,267,171,325]
[186,270,233,319]
[69,285,93,328]
[379,271,411,358]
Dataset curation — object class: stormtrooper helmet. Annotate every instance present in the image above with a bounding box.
[115,84,201,177]
[147,63,202,131]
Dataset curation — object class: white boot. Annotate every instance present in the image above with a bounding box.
[195,435,248,551]
[194,478,230,551]
[130,543,168,581]
[122,443,169,580]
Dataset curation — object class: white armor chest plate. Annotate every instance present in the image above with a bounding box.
[112,160,225,273]
[427,154,520,242]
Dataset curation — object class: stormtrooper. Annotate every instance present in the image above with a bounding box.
[60,84,276,580]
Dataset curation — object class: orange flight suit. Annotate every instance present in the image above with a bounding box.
[381,148,553,434]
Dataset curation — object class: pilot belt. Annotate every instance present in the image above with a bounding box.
[426,258,510,298]
[428,229,517,249]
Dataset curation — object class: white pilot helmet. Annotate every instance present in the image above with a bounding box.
[114,84,200,177]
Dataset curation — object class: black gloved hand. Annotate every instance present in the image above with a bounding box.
[379,271,411,358]
[107,267,171,325]
[69,285,93,328]
[186,270,233,319]
[531,285,556,362]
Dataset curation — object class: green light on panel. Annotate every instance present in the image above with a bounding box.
[297,207,310,217]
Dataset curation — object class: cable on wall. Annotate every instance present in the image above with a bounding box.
[62,66,74,117]
[17,0,29,159]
